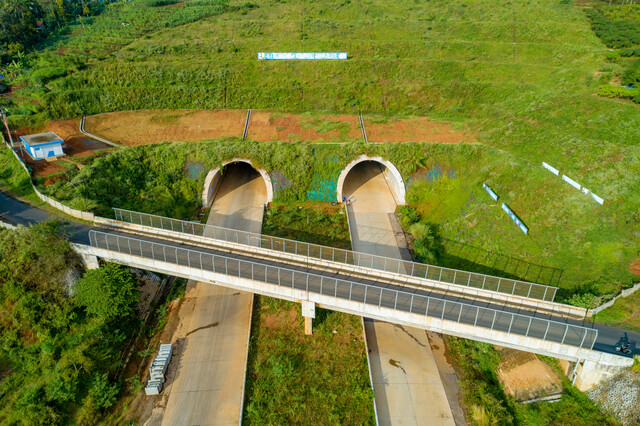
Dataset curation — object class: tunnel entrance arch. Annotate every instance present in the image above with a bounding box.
[202,158,274,207]
[336,155,406,205]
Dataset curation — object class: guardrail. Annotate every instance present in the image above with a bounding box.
[89,230,597,351]
[112,207,559,302]
[359,113,368,143]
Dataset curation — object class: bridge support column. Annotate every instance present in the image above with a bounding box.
[81,253,100,270]
[302,301,315,336]
[573,359,629,391]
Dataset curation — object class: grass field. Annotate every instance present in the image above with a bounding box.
[241,201,374,424]
[0,0,638,302]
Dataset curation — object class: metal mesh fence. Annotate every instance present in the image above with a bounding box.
[112,207,558,302]
[89,230,597,351]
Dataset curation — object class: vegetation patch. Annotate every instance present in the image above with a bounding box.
[243,296,374,424]
[0,221,140,424]
[585,5,640,103]
[263,201,351,250]
[446,337,617,425]
[242,202,374,424]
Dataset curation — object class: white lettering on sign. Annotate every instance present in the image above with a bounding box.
[258,52,348,60]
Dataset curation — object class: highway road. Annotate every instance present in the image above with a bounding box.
[161,163,266,426]
[1,189,638,357]
[344,161,456,425]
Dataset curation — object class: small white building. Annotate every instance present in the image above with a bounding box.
[19,132,65,160]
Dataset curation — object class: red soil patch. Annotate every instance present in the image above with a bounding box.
[84,110,246,146]
[496,347,562,402]
[14,118,111,181]
[45,110,476,147]
[630,258,640,277]
[248,111,361,142]
[364,117,475,144]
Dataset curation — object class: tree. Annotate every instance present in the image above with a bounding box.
[74,262,139,322]
[0,0,45,48]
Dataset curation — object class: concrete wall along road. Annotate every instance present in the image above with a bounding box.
[33,188,95,222]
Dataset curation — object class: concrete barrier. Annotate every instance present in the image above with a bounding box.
[79,115,119,147]
[33,188,95,222]
[588,282,640,317]
[0,220,16,230]
[94,216,587,319]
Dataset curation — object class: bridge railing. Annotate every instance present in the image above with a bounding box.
[89,230,596,351]
[112,207,558,302]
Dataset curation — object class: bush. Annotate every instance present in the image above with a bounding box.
[565,292,599,309]
[622,60,640,87]
[409,222,444,265]
[87,373,120,410]
[597,84,639,99]
[397,205,420,228]
[75,262,140,323]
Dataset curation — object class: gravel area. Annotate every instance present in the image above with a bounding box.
[588,370,640,425]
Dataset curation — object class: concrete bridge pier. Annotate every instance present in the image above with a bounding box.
[74,245,99,269]
[573,357,634,391]
[302,301,315,335]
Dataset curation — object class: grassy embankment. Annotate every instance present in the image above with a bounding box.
[0,0,638,302]
[242,201,375,424]
[447,337,618,425]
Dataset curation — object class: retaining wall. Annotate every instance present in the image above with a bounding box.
[588,282,640,317]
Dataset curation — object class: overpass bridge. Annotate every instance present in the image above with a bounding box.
[0,191,633,390]
[99,208,585,319]
[74,221,633,390]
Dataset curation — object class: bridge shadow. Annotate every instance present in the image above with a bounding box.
[441,238,564,287]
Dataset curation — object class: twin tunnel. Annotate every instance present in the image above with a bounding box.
[202,155,406,208]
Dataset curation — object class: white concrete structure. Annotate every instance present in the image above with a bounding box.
[336,155,406,205]
[20,132,64,160]
[202,159,273,207]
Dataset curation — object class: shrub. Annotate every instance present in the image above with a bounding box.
[622,60,640,87]
[75,262,140,323]
[597,84,639,99]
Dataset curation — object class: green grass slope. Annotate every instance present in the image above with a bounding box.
[3,0,639,300]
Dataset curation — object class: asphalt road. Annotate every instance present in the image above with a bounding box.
[1,190,638,357]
